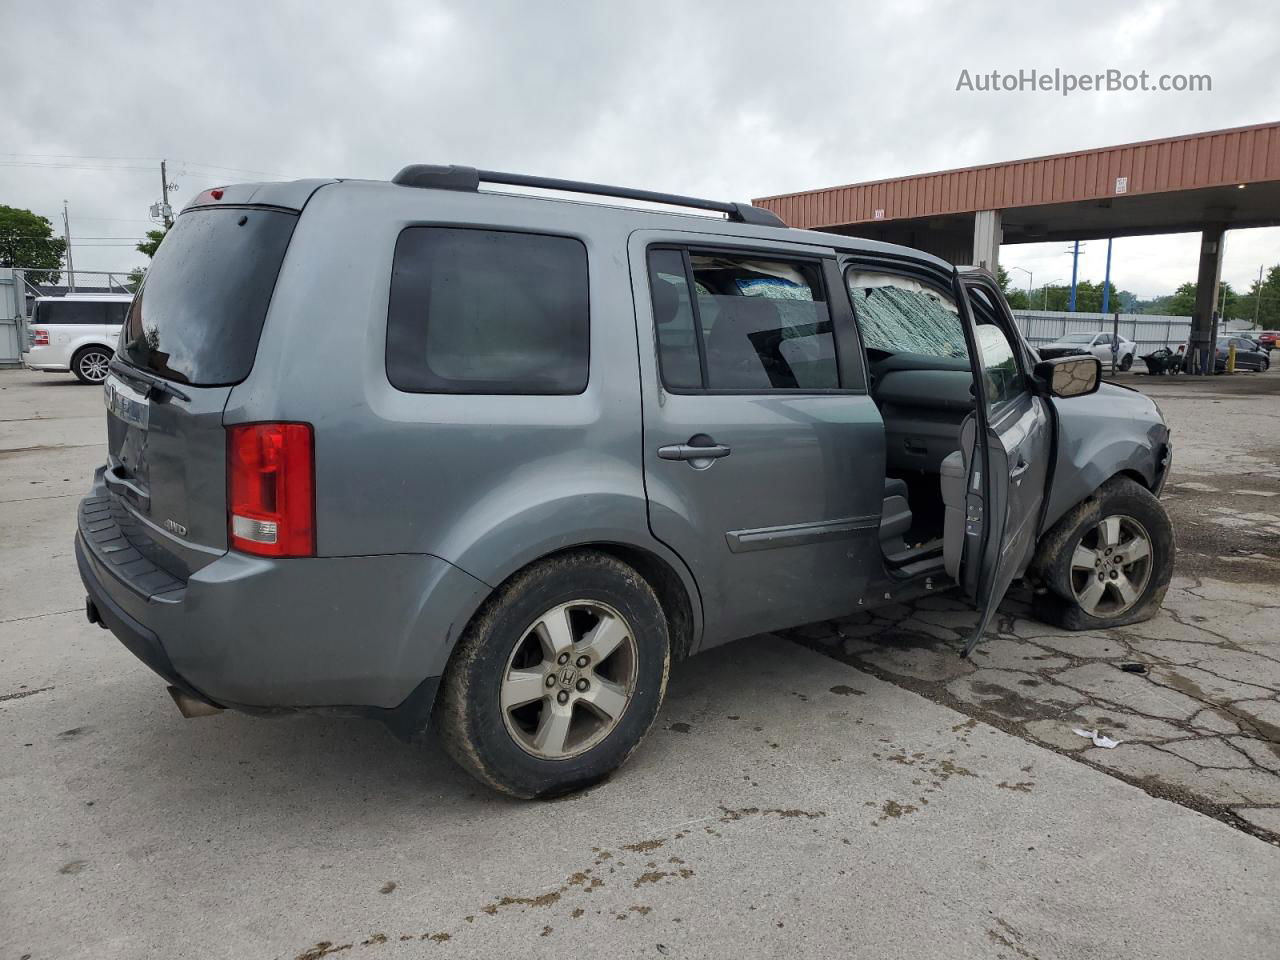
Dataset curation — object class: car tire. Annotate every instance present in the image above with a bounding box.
[1030,476,1174,631]
[433,550,670,799]
[1263,358,1271,372]
[72,346,113,384]
[1119,353,1133,371]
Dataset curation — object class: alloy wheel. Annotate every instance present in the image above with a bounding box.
[79,350,111,383]
[1069,514,1153,617]
[500,600,639,760]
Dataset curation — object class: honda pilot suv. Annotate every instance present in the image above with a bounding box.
[77,166,1174,798]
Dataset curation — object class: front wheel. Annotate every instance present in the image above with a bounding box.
[1030,476,1174,630]
[72,346,112,384]
[433,550,670,799]
[1119,353,1134,371]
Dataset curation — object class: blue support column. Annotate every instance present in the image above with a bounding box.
[1101,238,1113,314]
[1068,240,1080,311]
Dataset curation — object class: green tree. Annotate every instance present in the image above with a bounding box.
[1030,280,1121,313]
[1166,282,1198,316]
[1005,288,1030,310]
[0,205,66,284]
[1162,281,1241,319]
[136,227,168,259]
[1233,264,1280,328]
[127,266,146,291]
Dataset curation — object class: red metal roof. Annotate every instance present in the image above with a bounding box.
[754,122,1280,229]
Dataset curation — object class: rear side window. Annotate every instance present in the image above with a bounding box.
[120,207,298,385]
[33,301,109,324]
[649,249,838,391]
[104,302,128,326]
[387,227,589,395]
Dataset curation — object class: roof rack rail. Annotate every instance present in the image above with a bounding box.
[390,164,786,227]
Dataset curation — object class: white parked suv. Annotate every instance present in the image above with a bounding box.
[1037,331,1137,370]
[22,293,131,384]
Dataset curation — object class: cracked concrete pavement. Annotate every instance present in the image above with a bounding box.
[788,370,1280,843]
[3,367,1280,958]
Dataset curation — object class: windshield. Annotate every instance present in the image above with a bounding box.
[119,207,298,385]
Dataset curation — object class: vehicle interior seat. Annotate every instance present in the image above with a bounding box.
[940,413,976,580]
[879,476,912,545]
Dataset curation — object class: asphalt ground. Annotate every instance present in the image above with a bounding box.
[2,367,1278,960]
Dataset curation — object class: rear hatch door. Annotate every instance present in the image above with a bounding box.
[99,203,299,582]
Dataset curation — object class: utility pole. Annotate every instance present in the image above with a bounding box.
[1101,238,1113,314]
[61,200,76,292]
[1253,263,1264,327]
[160,160,173,228]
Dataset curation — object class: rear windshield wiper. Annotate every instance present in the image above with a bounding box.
[108,357,192,403]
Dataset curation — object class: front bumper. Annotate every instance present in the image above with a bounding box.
[75,488,491,719]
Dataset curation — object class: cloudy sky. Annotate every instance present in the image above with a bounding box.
[3,0,1278,298]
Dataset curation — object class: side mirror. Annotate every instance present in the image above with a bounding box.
[1034,355,1101,399]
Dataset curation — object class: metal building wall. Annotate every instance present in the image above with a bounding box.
[1012,309,1192,355]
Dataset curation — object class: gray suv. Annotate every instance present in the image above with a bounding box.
[77,166,1173,798]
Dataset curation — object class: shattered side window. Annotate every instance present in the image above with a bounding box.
[844,270,967,359]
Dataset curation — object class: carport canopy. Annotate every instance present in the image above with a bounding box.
[754,122,1280,367]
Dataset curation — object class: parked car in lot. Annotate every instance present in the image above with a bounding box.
[1257,331,1278,350]
[22,293,131,383]
[76,167,1174,798]
[1216,336,1271,372]
[1037,331,1138,370]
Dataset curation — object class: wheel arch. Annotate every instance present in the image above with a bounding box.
[468,540,702,664]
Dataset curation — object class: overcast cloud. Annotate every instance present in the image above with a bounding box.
[3,0,1278,298]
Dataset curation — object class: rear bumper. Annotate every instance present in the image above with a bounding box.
[75,488,491,720]
[21,351,70,372]
[77,536,217,705]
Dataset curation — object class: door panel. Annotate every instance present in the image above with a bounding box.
[955,271,1052,656]
[631,231,884,649]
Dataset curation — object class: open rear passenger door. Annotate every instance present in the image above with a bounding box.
[952,269,1052,656]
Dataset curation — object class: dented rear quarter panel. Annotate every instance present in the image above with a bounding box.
[1041,382,1170,533]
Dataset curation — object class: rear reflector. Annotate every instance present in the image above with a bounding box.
[227,423,314,557]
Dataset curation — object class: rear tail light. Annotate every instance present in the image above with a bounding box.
[227,423,314,557]
[31,327,49,346]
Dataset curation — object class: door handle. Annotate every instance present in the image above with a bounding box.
[1010,457,1030,479]
[658,443,731,462]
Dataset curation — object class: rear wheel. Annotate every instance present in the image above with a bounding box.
[1031,476,1174,630]
[72,346,112,384]
[434,550,670,799]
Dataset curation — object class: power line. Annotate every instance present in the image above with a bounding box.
[1,153,289,179]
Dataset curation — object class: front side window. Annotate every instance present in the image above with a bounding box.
[844,271,967,359]
[387,227,589,395]
[649,249,838,391]
[968,288,1026,409]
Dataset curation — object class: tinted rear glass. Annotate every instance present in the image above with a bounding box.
[120,207,298,385]
[34,300,117,324]
[386,227,589,394]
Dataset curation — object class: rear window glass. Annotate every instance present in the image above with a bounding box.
[34,300,126,324]
[120,208,298,385]
[386,227,589,395]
